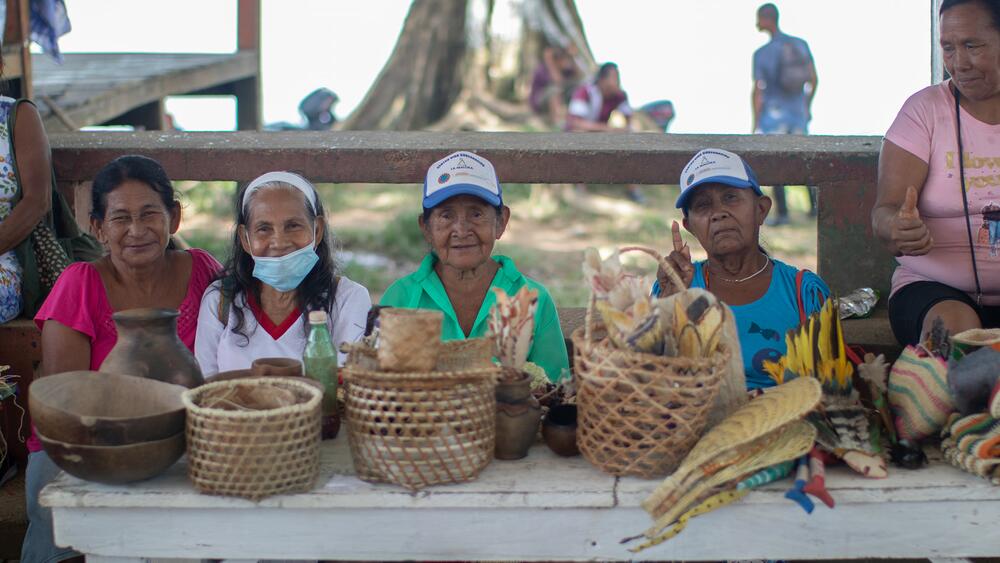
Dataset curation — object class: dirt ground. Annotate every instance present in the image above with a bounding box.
[178,182,819,307]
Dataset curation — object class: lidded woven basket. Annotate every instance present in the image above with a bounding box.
[182,377,321,500]
[342,345,498,491]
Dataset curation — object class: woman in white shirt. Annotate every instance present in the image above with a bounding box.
[195,171,371,375]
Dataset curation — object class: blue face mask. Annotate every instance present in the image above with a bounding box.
[247,233,320,292]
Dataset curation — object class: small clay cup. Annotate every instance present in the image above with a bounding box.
[251,357,303,377]
[542,404,579,457]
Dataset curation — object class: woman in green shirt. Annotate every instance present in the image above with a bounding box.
[380,151,569,381]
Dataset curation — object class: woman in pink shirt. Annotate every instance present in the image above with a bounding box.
[23,155,221,563]
[875,0,1000,345]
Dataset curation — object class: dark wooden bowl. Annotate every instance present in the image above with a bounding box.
[29,371,186,446]
[37,429,185,484]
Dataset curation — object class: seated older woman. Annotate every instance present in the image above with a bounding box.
[654,148,830,389]
[195,172,371,374]
[27,155,223,562]
[873,0,1000,345]
[380,151,570,381]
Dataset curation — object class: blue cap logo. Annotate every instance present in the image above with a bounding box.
[687,174,696,186]
[438,173,450,184]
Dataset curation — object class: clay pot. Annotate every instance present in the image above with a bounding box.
[377,309,442,372]
[37,429,185,484]
[495,371,541,460]
[251,357,303,377]
[542,404,579,457]
[100,308,204,388]
[29,371,186,446]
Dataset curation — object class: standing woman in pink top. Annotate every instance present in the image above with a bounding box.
[23,155,221,563]
[874,0,1000,345]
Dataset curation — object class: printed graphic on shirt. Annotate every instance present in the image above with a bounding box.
[980,202,1000,257]
[945,151,1000,191]
[749,322,781,342]
[752,347,783,377]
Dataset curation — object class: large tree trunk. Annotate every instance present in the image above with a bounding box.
[342,0,597,132]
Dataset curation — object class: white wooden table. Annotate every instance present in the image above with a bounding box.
[41,439,1000,561]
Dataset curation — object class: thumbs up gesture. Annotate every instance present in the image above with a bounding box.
[891,186,933,256]
[657,221,695,295]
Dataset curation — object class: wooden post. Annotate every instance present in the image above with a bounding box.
[817,179,896,297]
[931,0,944,84]
[235,0,261,131]
[2,0,33,99]
[105,100,166,131]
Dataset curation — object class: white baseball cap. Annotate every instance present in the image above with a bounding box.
[423,151,503,209]
[675,148,762,210]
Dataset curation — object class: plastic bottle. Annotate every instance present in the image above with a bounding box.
[838,288,879,320]
[303,310,339,440]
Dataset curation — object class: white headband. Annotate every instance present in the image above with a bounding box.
[241,171,318,214]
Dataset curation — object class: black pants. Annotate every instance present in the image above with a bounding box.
[888,280,1000,345]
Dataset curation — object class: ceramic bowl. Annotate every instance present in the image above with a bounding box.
[251,357,303,377]
[29,371,186,446]
[542,404,579,457]
[37,429,185,484]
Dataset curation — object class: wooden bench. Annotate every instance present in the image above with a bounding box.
[0,131,900,554]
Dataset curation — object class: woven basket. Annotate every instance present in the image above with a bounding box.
[344,338,494,373]
[343,365,498,491]
[377,309,443,372]
[183,377,322,501]
[574,246,728,478]
[436,337,495,371]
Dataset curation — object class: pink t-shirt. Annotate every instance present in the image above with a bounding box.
[886,80,1000,305]
[27,248,221,451]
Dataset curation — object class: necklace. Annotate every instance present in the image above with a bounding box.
[708,255,771,284]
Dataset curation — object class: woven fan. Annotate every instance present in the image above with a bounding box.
[635,420,817,548]
[643,376,821,517]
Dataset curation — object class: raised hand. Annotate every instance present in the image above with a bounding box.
[657,221,695,295]
[891,186,933,256]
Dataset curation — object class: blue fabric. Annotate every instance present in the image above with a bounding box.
[22,451,79,563]
[29,0,71,63]
[753,32,812,134]
[653,258,829,389]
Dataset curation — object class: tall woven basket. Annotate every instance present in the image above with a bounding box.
[574,246,728,478]
[183,377,322,501]
[343,361,498,491]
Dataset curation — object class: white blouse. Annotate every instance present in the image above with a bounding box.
[194,277,372,376]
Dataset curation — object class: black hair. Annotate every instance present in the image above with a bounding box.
[596,62,619,82]
[90,155,179,220]
[218,178,339,344]
[421,202,504,223]
[940,0,1000,31]
[757,3,779,24]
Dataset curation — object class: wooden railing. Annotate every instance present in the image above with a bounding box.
[48,131,889,296]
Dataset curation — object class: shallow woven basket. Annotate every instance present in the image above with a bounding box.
[343,337,494,373]
[183,377,322,501]
[574,246,728,478]
[343,365,498,491]
[436,337,495,371]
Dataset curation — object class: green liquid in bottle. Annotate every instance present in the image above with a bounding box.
[304,310,339,440]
